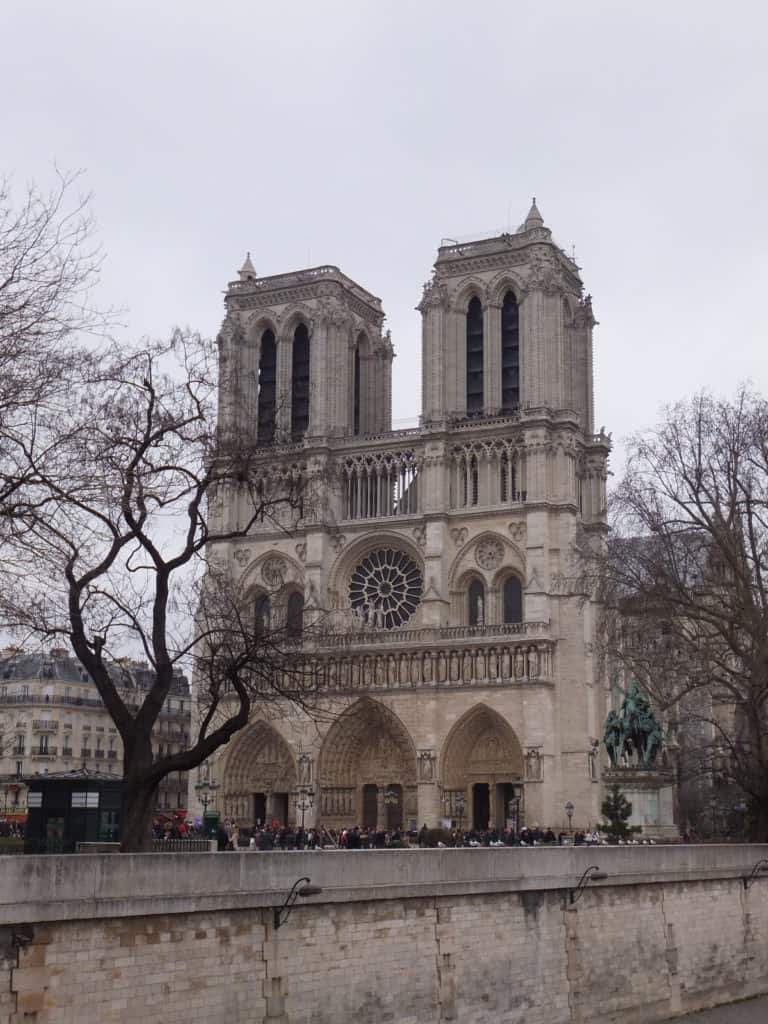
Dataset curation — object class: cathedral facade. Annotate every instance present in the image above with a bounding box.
[198,201,611,834]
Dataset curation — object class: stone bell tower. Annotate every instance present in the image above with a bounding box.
[217,257,394,445]
[419,200,596,433]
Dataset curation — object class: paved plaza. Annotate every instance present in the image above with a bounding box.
[671,995,768,1022]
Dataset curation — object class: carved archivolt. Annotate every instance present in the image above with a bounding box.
[318,697,417,789]
[280,303,316,338]
[449,277,490,313]
[238,550,304,597]
[242,310,281,340]
[448,531,524,591]
[440,704,523,789]
[485,269,526,306]
[221,719,297,799]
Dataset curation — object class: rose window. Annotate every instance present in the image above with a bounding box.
[349,548,423,629]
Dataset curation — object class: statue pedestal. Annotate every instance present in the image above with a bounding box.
[603,767,678,840]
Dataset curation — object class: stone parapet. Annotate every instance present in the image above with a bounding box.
[2,845,767,927]
[3,847,768,1023]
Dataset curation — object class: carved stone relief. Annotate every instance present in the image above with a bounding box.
[262,556,287,586]
[475,537,504,571]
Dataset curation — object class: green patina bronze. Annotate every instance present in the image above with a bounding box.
[603,681,662,768]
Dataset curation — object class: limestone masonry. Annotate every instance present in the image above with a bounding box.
[196,202,614,835]
[2,847,768,1023]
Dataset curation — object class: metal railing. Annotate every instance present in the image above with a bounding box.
[151,838,212,853]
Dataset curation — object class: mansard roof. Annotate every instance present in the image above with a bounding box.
[0,648,190,697]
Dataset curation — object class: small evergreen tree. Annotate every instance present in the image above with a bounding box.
[601,784,642,840]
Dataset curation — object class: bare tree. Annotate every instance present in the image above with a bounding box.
[584,387,768,839]
[0,169,112,516]
[0,328,326,850]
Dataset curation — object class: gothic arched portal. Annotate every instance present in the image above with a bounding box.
[221,720,297,826]
[318,697,417,830]
[440,704,524,831]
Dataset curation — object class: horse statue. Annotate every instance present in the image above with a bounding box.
[603,681,664,769]
[603,710,624,767]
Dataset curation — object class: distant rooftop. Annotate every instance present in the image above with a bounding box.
[0,648,190,696]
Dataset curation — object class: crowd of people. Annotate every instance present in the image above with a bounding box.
[202,820,608,851]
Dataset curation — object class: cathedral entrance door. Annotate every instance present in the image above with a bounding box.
[253,792,267,827]
[272,792,289,826]
[472,783,490,830]
[362,784,378,828]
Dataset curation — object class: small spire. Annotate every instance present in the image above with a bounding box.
[524,197,544,230]
[238,251,257,281]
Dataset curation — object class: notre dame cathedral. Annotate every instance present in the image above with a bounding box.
[196,201,611,834]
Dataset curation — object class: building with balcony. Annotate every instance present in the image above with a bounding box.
[0,649,191,821]
[198,201,610,833]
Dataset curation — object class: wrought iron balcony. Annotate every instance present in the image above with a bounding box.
[32,720,59,731]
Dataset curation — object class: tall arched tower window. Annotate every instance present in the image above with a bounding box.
[466,296,484,415]
[503,577,523,624]
[501,291,520,412]
[468,578,485,627]
[353,343,361,435]
[286,591,304,638]
[257,329,277,444]
[291,323,310,438]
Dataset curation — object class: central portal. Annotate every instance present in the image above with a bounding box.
[317,698,418,830]
[472,782,490,830]
[362,784,378,828]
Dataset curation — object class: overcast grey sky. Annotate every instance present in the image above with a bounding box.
[4,0,767,457]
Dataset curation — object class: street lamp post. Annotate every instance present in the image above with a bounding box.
[565,801,575,835]
[384,787,401,829]
[508,796,521,834]
[194,779,220,814]
[295,789,314,830]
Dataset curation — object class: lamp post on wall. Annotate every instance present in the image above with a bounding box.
[565,801,575,835]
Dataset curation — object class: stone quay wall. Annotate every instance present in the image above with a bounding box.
[2,846,768,1024]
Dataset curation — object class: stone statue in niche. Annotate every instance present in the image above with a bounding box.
[298,754,312,787]
[525,749,542,781]
[514,649,526,678]
[588,741,599,780]
[527,647,539,677]
[418,751,435,782]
